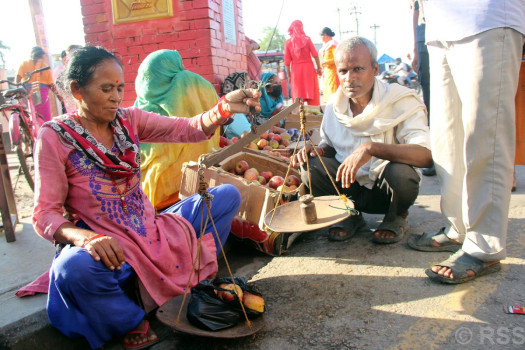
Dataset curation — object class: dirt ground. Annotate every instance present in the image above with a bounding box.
[8,158,525,350]
[7,160,34,221]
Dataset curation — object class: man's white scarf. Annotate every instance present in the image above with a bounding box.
[332,79,426,180]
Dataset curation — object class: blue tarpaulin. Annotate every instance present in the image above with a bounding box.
[377,54,395,64]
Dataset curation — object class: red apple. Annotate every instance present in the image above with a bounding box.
[280,138,290,147]
[219,136,227,148]
[235,160,249,175]
[257,176,267,185]
[260,131,269,140]
[267,132,275,140]
[231,137,239,143]
[228,168,236,174]
[244,168,259,181]
[285,175,301,187]
[257,139,268,149]
[268,175,285,189]
[260,171,273,182]
[217,283,243,302]
[271,134,281,143]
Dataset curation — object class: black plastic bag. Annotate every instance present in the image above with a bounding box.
[187,276,264,331]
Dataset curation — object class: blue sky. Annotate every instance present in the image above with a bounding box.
[0,0,413,72]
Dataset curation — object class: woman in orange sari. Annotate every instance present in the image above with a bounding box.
[319,27,339,103]
[284,20,321,105]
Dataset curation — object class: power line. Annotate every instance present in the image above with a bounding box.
[370,24,380,46]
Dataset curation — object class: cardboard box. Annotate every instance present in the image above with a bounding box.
[180,151,305,256]
[284,115,323,130]
[284,105,324,130]
[286,128,322,149]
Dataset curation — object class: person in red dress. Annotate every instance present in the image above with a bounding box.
[284,20,322,105]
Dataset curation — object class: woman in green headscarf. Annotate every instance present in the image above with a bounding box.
[135,50,219,209]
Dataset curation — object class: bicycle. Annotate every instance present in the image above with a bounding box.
[0,66,50,190]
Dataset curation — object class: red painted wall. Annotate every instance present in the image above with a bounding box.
[80,0,247,107]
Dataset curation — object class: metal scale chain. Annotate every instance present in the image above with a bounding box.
[174,160,253,331]
[267,101,357,228]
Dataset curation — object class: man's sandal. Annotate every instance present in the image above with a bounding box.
[407,227,462,252]
[123,320,160,350]
[425,250,501,284]
[371,215,409,244]
[328,214,367,241]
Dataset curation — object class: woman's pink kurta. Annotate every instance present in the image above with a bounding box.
[33,107,218,307]
[284,37,320,105]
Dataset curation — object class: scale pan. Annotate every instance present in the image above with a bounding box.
[156,294,265,338]
[264,195,353,233]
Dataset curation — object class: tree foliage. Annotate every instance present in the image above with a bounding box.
[257,26,286,52]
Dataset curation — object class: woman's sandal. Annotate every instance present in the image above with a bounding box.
[371,215,410,244]
[407,227,462,252]
[327,214,367,241]
[123,320,160,350]
[425,250,501,284]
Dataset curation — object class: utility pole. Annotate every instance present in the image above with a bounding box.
[350,6,361,36]
[337,8,342,39]
[28,0,50,53]
[370,24,380,46]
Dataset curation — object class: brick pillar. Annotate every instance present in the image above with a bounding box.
[80,0,248,107]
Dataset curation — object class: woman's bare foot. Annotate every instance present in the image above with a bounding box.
[123,320,158,348]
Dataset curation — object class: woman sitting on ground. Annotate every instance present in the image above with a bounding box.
[134,49,220,209]
[33,46,260,349]
[223,72,285,138]
[255,72,285,125]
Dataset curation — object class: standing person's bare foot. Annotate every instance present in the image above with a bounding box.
[425,250,501,284]
[123,320,159,349]
[407,227,462,252]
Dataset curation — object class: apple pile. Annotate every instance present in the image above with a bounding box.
[244,125,292,152]
[215,283,265,313]
[229,159,301,192]
[304,106,323,116]
[218,126,299,151]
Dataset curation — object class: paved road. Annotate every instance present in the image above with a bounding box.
[2,166,525,349]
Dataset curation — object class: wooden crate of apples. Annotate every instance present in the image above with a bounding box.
[227,157,301,192]
[180,151,305,256]
[219,125,313,163]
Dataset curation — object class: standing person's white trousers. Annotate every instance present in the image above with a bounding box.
[429,28,524,262]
